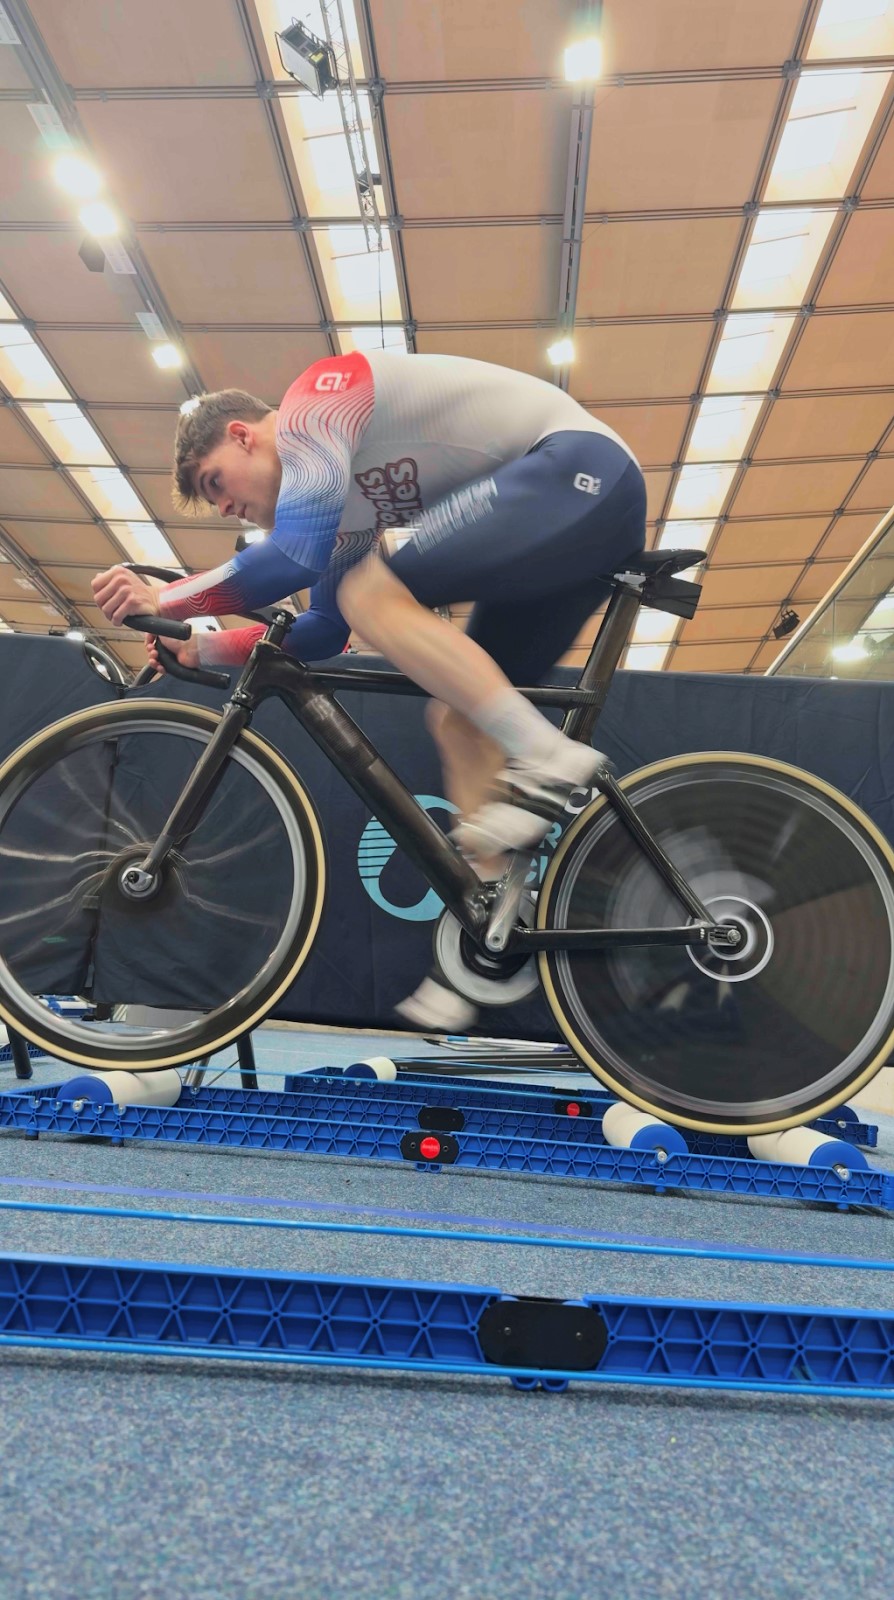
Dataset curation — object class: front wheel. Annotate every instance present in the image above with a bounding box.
[0,699,326,1070]
[538,753,894,1133]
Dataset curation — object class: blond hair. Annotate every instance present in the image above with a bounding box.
[173,389,273,512]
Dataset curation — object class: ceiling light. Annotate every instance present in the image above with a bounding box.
[547,337,575,365]
[151,343,183,370]
[706,313,795,393]
[687,396,763,460]
[732,208,837,311]
[78,201,119,238]
[831,639,868,661]
[0,326,68,400]
[765,68,888,202]
[276,18,338,97]
[53,153,103,199]
[623,644,672,672]
[667,463,737,520]
[21,402,113,466]
[808,0,894,61]
[564,38,602,80]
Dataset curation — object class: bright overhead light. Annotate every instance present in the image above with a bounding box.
[78,200,120,238]
[53,153,103,199]
[706,313,795,393]
[108,522,181,568]
[687,396,764,461]
[0,325,68,400]
[765,68,888,202]
[21,402,113,466]
[152,343,183,370]
[623,643,672,672]
[564,37,602,80]
[668,464,737,520]
[831,639,868,661]
[732,208,837,311]
[547,337,575,365]
[808,0,894,61]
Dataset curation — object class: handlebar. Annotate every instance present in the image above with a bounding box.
[119,566,231,689]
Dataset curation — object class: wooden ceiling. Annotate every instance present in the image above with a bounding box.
[0,0,893,674]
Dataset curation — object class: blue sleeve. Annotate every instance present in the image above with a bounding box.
[159,534,321,621]
[280,527,378,660]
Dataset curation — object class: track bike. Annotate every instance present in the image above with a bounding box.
[0,546,893,1135]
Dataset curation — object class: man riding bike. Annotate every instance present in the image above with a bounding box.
[93,350,646,1030]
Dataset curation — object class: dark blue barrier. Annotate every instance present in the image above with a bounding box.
[1,636,892,1038]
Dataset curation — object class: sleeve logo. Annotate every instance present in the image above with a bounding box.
[315,370,353,392]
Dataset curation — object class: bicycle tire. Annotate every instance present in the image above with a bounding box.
[0,699,326,1070]
[537,752,894,1133]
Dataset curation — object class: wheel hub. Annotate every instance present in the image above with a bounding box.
[688,895,774,983]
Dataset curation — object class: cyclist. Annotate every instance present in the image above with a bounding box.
[92,351,646,1029]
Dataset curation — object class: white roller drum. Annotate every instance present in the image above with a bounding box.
[57,1069,183,1108]
[344,1056,398,1082]
[748,1127,867,1169]
[601,1100,689,1155]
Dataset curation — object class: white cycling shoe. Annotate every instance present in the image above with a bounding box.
[395,971,479,1034]
[451,739,609,860]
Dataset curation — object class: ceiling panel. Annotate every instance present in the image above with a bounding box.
[642,470,672,519]
[860,112,894,201]
[0,567,44,601]
[603,0,806,72]
[571,322,711,402]
[0,104,77,226]
[3,520,123,565]
[820,512,882,561]
[129,471,178,521]
[183,331,331,402]
[749,639,788,672]
[165,525,243,572]
[711,517,830,566]
[684,603,779,643]
[699,562,804,606]
[731,459,861,518]
[86,408,180,470]
[1,597,69,626]
[848,456,894,511]
[42,564,103,602]
[585,80,780,211]
[78,100,293,223]
[0,230,137,322]
[817,212,894,309]
[754,393,894,461]
[791,561,848,604]
[27,0,256,88]
[0,467,88,519]
[366,0,575,79]
[140,231,323,325]
[783,313,894,392]
[386,91,569,217]
[592,403,688,467]
[0,408,51,465]
[577,216,741,318]
[404,226,561,322]
[38,330,189,404]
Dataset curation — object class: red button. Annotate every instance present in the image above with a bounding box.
[566,1103,581,1117]
[419,1136,442,1160]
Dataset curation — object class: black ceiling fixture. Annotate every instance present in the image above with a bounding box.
[276,19,338,97]
[772,607,800,640]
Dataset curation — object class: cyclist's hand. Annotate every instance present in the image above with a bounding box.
[145,634,199,674]
[91,565,162,627]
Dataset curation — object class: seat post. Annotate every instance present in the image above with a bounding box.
[560,583,643,745]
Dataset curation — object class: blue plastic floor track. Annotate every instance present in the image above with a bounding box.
[0,1251,891,1398]
[1,1085,891,1209]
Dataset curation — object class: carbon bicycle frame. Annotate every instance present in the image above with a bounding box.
[134,582,735,959]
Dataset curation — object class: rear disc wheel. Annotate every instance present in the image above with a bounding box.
[537,753,894,1133]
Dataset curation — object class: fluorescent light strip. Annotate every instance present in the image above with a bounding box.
[807,0,894,62]
[765,68,889,202]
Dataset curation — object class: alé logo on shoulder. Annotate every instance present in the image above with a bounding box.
[357,796,571,922]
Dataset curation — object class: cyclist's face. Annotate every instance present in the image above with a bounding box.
[195,420,280,529]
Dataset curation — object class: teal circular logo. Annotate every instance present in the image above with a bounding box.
[357,797,562,922]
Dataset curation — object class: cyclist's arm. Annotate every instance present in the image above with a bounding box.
[158,353,375,624]
[195,529,378,668]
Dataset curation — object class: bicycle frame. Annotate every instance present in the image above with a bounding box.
[132,579,739,959]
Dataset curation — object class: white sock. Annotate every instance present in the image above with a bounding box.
[469,688,564,765]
